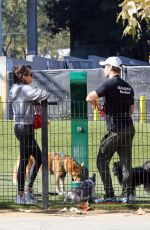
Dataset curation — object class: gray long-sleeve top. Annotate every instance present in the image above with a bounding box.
[9,83,49,124]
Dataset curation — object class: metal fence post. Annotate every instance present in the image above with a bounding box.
[27,0,37,55]
[140,96,146,124]
[41,100,48,209]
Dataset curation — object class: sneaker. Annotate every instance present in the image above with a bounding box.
[103,193,116,202]
[16,194,26,204]
[25,192,38,205]
[103,192,115,199]
[128,194,136,203]
[103,197,116,202]
[119,197,128,203]
[27,191,38,199]
[94,196,116,203]
[118,193,136,204]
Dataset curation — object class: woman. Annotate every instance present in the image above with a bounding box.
[9,65,49,204]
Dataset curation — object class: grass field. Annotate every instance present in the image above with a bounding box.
[0,118,150,205]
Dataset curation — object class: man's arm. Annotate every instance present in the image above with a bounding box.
[130,104,135,115]
[86,91,99,109]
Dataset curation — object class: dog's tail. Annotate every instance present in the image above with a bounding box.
[143,160,150,171]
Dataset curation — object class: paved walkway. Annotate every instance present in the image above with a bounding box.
[0,211,150,230]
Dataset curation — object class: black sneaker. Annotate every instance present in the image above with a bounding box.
[104,197,116,202]
[102,194,116,203]
[94,197,116,204]
[103,193,115,199]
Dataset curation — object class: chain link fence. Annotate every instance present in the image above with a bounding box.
[0,67,150,207]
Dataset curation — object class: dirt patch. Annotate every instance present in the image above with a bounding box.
[0,206,149,217]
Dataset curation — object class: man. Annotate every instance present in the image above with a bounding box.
[86,56,135,203]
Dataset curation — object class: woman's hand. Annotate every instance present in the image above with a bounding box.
[34,100,41,113]
[35,104,41,113]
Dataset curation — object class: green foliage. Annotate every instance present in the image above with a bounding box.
[118,0,150,38]
[45,0,148,61]
[2,0,27,58]
[117,0,150,61]
[37,0,70,58]
[1,0,70,59]
[44,0,69,35]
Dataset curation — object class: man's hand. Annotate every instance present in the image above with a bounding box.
[92,99,100,111]
[86,91,99,108]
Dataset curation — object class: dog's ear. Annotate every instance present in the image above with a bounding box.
[81,162,84,167]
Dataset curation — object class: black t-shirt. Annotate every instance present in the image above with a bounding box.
[95,75,134,132]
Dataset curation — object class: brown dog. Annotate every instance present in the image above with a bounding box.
[12,152,83,195]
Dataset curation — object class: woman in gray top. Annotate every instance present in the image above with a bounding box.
[9,65,49,204]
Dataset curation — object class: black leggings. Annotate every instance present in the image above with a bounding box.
[14,124,42,192]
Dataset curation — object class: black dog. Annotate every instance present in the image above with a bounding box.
[113,161,150,195]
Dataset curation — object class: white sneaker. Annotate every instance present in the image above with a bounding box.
[129,194,136,203]
[16,194,26,204]
[25,192,38,205]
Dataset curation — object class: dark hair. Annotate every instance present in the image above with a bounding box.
[111,66,121,74]
[13,65,32,83]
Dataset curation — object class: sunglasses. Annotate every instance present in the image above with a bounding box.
[102,64,109,69]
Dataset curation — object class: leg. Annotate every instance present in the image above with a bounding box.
[14,124,39,204]
[28,138,42,189]
[26,140,40,204]
[118,126,135,198]
[14,124,31,194]
[55,174,60,194]
[119,147,132,197]
[97,132,118,197]
[59,176,65,194]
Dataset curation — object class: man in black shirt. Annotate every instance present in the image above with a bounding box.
[86,56,135,203]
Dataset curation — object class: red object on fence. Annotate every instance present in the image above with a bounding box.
[33,112,42,129]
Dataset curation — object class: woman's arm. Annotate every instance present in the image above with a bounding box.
[23,85,49,101]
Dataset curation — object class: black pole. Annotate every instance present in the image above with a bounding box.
[41,100,48,209]
[0,0,2,55]
[27,0,37,55]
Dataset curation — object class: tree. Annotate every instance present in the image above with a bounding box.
[45,0,149,61]
[118,0,150,37]
[44,0,69,36]
[38,0,70,58]
[45,0,126,55]
[2,0,70,59]
[118,0,150,61]
[2,0,27,58]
